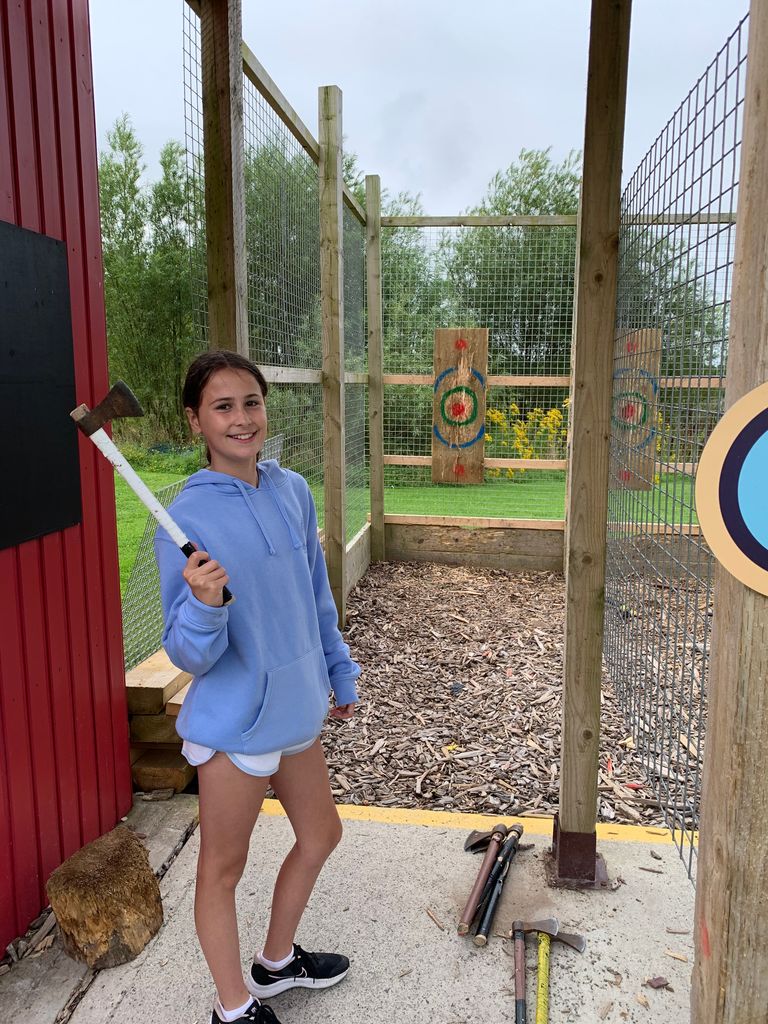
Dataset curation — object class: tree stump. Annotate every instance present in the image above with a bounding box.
[46,825,163,968]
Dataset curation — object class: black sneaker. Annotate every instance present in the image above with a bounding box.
[211,997,281,1023]
[246,943,349,998]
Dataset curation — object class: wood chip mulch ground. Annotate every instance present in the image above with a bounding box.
[323,561,669,827]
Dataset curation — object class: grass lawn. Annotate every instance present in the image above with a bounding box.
[114,472,186,591]
[114,470,697,592]
[385,479,566,519]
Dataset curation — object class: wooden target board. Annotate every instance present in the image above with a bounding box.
[612,329,662,491]
[432,328,489,484]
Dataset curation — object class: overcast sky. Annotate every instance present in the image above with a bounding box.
[90,1,747,213]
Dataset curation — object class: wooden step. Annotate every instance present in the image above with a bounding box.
[126,649,192,715]
[131,749,196,793]
[130,713,182,746]
[166,681,191,718]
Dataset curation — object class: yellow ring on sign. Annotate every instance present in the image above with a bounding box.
[695,379,768,596]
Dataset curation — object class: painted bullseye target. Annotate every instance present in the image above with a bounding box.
[433,367,486,450]
[440,386,478,427]
[612,368,657,450]
[696,380,768,595]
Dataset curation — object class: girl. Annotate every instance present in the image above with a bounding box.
[155,350,361,1024]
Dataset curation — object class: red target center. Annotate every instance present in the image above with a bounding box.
[453,463,466,476]
[455,338,468,350]
[621,402,637,421]
[450,401,467,418]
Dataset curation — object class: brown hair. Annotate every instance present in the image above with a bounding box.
[183,350,269,464]
[182,350,268,411]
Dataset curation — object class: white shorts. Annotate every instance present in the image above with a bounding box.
[182,736,317,777]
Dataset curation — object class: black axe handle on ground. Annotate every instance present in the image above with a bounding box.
[71,381,234,606]
[472,824,525,946]
[458,823,507,935]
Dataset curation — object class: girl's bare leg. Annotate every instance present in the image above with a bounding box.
[261,739,342,960]
[196,753,271,1009]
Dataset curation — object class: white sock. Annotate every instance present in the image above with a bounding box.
[256,946,295,970]
[215,995,254,1022]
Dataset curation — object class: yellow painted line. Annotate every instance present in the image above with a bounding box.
[260,799,686,845]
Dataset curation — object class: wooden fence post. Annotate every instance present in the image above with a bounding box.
[554,0,632,881]
[692,1,768,1018]
[319,86,346,624]
[199,0,248,354]
[366,175,385,562]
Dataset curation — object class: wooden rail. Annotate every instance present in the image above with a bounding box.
[382,455,567,471]
[258,366,367,385]
[381,213,735,228]
[382,373,724,389]
[241,43,365,224]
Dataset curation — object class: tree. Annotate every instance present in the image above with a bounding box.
[99,116,198,444]
[446,149,581,379]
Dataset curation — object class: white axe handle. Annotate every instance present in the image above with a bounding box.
[88,427,190,547]
[77,424,234,605]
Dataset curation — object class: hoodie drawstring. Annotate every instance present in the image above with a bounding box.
[232,472,303,554]
[261,472,304,550]
[233,478,276,555]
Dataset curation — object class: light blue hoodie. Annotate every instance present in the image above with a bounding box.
[154,461,361,755]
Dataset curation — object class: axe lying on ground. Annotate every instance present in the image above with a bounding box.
[510,917,586,1024]
[71,381,234,605]
[473,824,525,946]
[457,823,507,935]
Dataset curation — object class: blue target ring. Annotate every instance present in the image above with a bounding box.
[739,431,768,548]
[719,407,768,571]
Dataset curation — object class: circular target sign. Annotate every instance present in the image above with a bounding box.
[695,380,768,595]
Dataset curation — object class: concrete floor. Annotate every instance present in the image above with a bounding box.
[60,802,694,1024]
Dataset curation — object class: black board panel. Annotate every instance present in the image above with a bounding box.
[0,219,82,550]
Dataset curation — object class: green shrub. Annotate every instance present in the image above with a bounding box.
[117,441,202,475]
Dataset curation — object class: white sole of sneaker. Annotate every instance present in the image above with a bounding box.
[246,968,348,998]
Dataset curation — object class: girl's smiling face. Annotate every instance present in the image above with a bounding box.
[185,367,267,483]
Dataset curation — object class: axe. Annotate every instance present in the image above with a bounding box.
[509,917,586,1024]
[71,381,234,605]
[458,823,507,935]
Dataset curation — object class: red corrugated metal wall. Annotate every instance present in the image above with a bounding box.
[0,0,132,949]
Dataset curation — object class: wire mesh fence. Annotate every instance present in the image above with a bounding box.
[132,3,370,674]
[344,205,369,540]
[381,223,575,519]
[603,14,747,881]
[183,1,207,349]
[241,69,326,512]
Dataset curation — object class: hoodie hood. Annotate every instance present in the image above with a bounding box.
[181,460,302,554]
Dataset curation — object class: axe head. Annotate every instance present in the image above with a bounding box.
[553,929,587,954]
[70,381,144,436]
[464,823,508,853]
[513,917,560,938]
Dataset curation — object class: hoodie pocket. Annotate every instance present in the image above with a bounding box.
[240,644,331,751]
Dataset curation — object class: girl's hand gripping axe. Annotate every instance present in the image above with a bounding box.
[71,380,234,606]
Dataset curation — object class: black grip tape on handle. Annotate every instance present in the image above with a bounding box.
[181,541,234,606]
